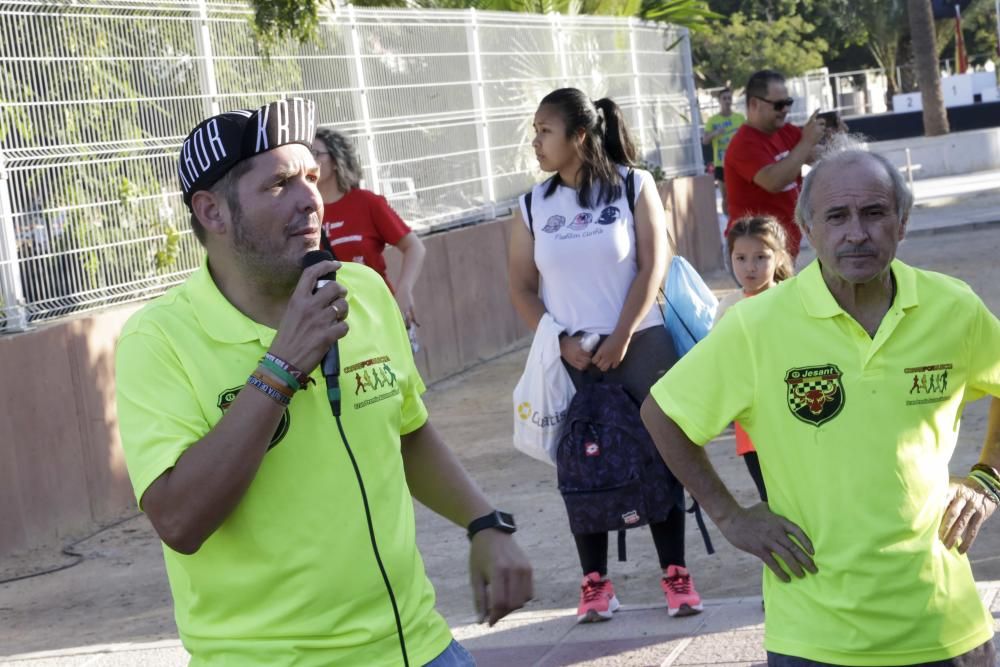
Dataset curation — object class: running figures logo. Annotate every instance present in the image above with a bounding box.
[346,355,401,410]
[784,364,845,427]
[217,385,290,449]
[905,363,953,406]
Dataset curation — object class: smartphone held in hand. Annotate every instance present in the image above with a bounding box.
[817,110,839,129]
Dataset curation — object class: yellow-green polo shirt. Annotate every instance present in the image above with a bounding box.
[115,260,452,666]
[651,259,998,665]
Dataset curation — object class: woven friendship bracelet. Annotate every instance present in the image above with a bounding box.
[967,471,1000,505]
[252,369,294,398]
[263,352,314,389]
[247,373,291,407]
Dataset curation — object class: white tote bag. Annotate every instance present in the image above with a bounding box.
[512,313,576,465]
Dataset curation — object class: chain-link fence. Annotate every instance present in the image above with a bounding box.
[0,0,701,331]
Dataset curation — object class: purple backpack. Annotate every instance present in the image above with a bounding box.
[556,383,683,557]
[557,382,715,560]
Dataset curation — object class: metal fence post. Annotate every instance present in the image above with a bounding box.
[194,0,220,117]
[627,18,648,161]
[466,9,496,217]
[678,28,703,175]
[346,4,382,195]
[0,150,29,332]
[551,12,569,87]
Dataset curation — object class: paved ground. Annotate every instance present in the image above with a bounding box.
[2,171,1000,666]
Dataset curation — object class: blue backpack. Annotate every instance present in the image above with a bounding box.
[662,255,719,358]
[557,382,687,560]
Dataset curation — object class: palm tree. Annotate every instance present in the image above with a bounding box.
[642,0,720,31]
[907,0,950,135]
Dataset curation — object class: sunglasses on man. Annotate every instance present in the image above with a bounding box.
[751,95,794,112]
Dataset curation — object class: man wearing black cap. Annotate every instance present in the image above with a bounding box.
[115,98,532,666]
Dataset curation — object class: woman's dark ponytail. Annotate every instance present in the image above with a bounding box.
[538,88,638,209]
[593,98,637,167]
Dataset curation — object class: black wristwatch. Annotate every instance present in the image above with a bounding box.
[467,510,517,541]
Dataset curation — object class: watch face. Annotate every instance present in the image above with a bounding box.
[497,511,516,531]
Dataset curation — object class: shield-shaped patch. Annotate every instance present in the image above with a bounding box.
[784,364,845,427]
[218,385,290,450]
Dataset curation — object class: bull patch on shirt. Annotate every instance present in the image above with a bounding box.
[784,364,845,427]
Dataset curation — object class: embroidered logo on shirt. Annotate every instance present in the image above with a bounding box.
[346,355,400,409]
[904,363,952,406]
[784,364,845,427]
[217,385,290,450]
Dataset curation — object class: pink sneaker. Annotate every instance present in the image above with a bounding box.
[576,571,620,623]
[661,565,703,617]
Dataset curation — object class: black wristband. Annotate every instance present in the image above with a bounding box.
[467,510,516,541]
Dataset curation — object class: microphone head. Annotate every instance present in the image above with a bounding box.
[302,249,334,270]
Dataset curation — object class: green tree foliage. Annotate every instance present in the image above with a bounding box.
[643,0,722,30]
[248,0,721,45]
[250,0,324,51]
[693,13,828,87]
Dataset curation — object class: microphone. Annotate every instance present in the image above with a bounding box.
[302,250,342,416]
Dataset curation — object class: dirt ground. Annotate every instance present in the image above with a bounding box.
[4,226,1000,659]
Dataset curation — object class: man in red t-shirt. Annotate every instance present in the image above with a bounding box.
[724,70,827,260]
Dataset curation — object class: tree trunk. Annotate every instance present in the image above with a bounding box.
[907,0,950,135]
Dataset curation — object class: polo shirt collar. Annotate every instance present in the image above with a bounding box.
[187,258,277,346]
[796,258,919,319]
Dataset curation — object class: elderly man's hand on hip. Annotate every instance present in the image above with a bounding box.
[717,503,818,583]
[940,477,999,554]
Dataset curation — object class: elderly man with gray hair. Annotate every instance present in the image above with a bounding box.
[639,138,1000,665]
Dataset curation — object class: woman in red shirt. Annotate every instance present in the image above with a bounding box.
[312,128,426,327]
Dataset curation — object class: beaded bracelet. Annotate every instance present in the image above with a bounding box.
[971,463,1000,484]
[263,352,314,389]
[247,373,291,407]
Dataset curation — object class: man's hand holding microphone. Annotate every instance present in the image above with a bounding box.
[268,251,349,382]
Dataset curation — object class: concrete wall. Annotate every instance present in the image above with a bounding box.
[0,175,718,558]
[870,127,1000,179]
[0,306,141,557]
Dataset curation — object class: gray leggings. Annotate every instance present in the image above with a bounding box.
[561,325,678,406]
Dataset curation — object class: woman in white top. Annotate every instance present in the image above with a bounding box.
[508,88,702,623]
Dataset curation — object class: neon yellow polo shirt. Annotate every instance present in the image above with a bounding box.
[115,260,452,666]
[705,111,745,166]
[651,259,998,664]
